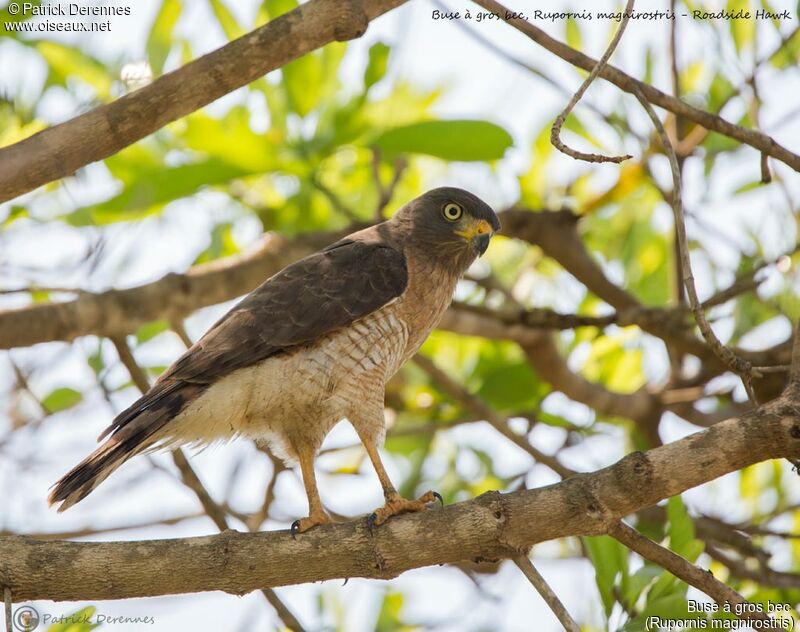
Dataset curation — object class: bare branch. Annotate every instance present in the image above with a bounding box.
[471,0,800,173]
[550,0,634,164]
[705,543,800,590]
[3,398,800,601]
[631,88,759,403]
[513,554,580,632]
[790,320,800,392]
[0,0,408,203]
[372,149,407,222]
[4,586,11,632]
[607,520,771,624]
[412,354,576,478]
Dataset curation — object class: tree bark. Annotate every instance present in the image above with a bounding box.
[0,0,408,203]
[2,396,799,601]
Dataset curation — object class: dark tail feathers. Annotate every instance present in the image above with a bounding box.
[49,381,203,511]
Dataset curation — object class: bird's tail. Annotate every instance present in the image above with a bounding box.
[48,381,203,511]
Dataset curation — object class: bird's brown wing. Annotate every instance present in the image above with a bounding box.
[160,238,408,385]
[99,238,407,442]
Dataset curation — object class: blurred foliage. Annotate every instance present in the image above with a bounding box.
[1,0,800,630]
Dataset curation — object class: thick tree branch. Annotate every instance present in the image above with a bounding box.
[0,0,407,204]
[473,0,800,173]
[3,395,800,601]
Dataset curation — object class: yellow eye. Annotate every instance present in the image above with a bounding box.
[442,202,463,221]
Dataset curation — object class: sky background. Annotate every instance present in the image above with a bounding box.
[1,0,799,630]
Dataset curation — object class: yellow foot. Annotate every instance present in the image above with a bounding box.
[290,511,331,537]
[367,491,443,529]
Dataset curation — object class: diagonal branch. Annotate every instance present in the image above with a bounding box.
[607,520,771,624]
[513,554,580,632]
[471,0,800,173]
[3,393,800,601]
[0,0,408,204]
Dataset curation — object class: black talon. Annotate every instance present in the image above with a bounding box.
[290,519,301,539]
[366,512,378,533]
[433,491,444,506]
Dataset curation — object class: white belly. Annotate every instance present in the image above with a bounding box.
[162,305,410,462]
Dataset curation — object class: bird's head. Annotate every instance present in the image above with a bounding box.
[390,187,500,272]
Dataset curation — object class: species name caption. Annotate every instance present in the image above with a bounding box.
[644,600,795,631]
[431,8,793,22]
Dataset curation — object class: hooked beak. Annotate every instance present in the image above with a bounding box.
[456,219,495,257]
[474,232,491,256]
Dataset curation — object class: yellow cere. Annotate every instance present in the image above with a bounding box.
[455,218,493,240]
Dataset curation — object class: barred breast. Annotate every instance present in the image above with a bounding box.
[162,253,461,463]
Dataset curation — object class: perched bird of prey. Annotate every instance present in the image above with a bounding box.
[50,187,500,532]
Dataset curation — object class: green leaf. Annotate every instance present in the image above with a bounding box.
[42,387,83,414]
[193,222,240,263]
[769,29,800,68]
[65,156,255,225]
[643,47,654,85]
[0,0,40,24]
[364,42,390,90]
[374,120,513,162]
[667,496,695,557]
[282,52,323,117]
[584,535,629,616]
[728,0,755,53]
[135,319,170,344]
[263,0,297,20]
[3,206,28,227]
[47,606,100,632]
[181,108,278,172]
[375,591,404,632]
[36,42,113,100]
[147,0,182,75]
[565,16,581,49]
[708,72,735,111]
[208,0,243,40]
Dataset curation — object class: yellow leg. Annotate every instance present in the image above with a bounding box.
[360,434,442,528]
[291,450,331,535]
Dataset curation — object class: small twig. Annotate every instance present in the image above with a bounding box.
[248,450,286,531]
[4,586,11,632]
[608,520,771,624]
[312,177,361,223]
[513,554,580,632]
[110,335,151,393]
[705,543,800,590]
[632,88,761,404]
[789,320,800,390]
[371,148,407,222]
[170,319,193,348]
[0,286,84,295]
[550,0,634,163]
[170,450,230,530]
[751,365,791,375]
[412,354,576,478]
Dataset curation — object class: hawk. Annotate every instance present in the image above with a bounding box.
[50,187,500,532]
